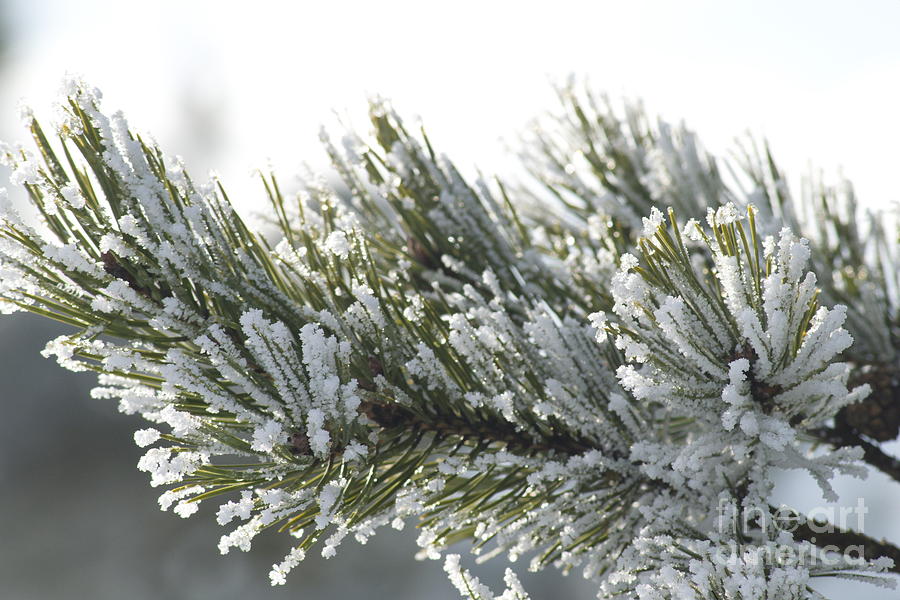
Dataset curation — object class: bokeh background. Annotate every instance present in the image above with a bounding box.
[0,2,898,598]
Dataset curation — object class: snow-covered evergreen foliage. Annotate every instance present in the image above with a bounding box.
[1,79,898,599]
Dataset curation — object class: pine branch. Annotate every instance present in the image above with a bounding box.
[811,426,900,485]
[0,83,642,584]
[793,516,900,575]
[2,79,898,598]
[359,398,604,458]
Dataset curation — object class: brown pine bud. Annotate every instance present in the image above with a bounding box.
[406,236,439,270]
[360,399,404,428]
[287,431,311,455]
[101,251,157,298]
[358,356,384,392]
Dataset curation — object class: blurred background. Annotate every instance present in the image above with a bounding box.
[0,1,898,598]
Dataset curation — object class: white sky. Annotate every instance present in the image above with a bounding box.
[2,1,900,210]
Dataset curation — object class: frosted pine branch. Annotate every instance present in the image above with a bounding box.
[0,78,898,599]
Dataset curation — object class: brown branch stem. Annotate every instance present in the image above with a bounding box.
[361,389,900,573]
[359,399,602,457]
[792,516,900,575]
[811,426,900,485]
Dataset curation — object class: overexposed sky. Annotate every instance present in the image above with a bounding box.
[2,1,900,210]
